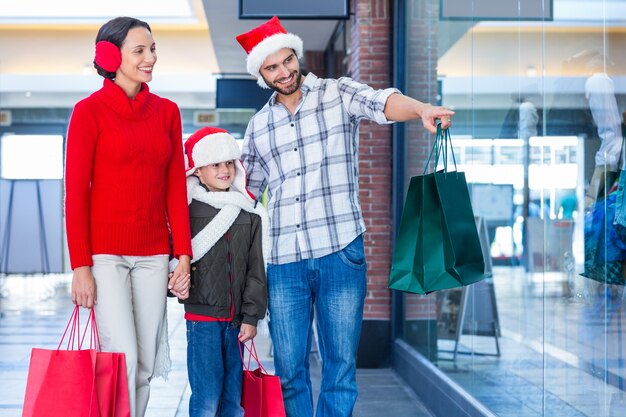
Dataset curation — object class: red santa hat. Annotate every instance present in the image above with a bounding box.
[183,126,248,195]
[236,16,304,89]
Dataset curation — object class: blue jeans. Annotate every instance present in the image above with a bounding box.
[186,321,244,417]
[268,235,367,417]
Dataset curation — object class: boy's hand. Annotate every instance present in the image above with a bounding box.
[167,272,187,299]
[239,324,257,343]
[169,255,191,300]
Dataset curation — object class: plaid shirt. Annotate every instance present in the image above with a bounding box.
[242,73,399,264]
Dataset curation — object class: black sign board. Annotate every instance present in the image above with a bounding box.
[216,78,273,111]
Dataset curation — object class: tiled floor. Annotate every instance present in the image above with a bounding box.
[434,267,626,417]
[0,274,432,417]
[3,269,626,417]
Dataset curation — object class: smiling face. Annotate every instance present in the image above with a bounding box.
[259,48,302,96]
[195,161,236,192]
[115,27,156,94]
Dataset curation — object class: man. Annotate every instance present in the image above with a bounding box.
[236,16,453,417]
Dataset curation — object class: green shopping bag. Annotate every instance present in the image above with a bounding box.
[389,125,485,294]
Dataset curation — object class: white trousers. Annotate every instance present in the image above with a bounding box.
[92,254,169,417]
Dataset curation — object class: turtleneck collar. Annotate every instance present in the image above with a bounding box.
[94,78,160,120]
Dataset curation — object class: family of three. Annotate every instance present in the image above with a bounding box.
[65,15,453,417]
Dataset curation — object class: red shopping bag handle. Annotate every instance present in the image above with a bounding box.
[239,340,268,374]
[57,305,81,351]
[57,305,102,351]
[79,308,102,351]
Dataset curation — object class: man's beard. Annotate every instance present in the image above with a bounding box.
[264,70,302,96]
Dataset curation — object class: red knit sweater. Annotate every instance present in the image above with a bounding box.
[65,79,192,269]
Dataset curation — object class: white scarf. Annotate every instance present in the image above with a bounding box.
[169,176,272,337]
[186,177,271,264]
[170,177,271,269]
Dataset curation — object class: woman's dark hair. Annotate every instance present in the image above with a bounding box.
[93,17,152,79]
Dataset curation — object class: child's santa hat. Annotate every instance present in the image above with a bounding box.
[184,126,251,197]
[236,16,303,89]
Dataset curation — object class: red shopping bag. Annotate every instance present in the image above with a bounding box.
[87,309,131,417]
[22,306,99,417]
[96,352,130,417]
[22,306,131,417]
[240,341,286,417]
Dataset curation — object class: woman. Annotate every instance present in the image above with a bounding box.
[65,17,192,417]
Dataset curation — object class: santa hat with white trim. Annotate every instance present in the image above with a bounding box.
[236,16,303,89]
[184,126,250,197]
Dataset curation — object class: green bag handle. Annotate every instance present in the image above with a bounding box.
[423,122,458,175]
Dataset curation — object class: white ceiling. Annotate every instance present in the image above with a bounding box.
[201,0,340,75]
[0,0,194,22]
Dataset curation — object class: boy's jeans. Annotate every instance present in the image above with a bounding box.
[186,321,244,417]
[268,235,367,417]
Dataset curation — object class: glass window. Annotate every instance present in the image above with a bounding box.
[399,1,626,415]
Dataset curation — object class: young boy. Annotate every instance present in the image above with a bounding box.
[176,126,269,417]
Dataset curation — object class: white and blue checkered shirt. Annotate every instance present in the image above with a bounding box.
[242,73,399,264]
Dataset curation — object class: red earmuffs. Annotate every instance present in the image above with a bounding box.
[94,41,121,73]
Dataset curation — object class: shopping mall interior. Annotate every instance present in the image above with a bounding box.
[1,1,625,416]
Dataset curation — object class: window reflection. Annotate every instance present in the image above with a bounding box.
[399,0,626,415]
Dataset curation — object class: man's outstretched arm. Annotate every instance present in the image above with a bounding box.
[384,93,454,133]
